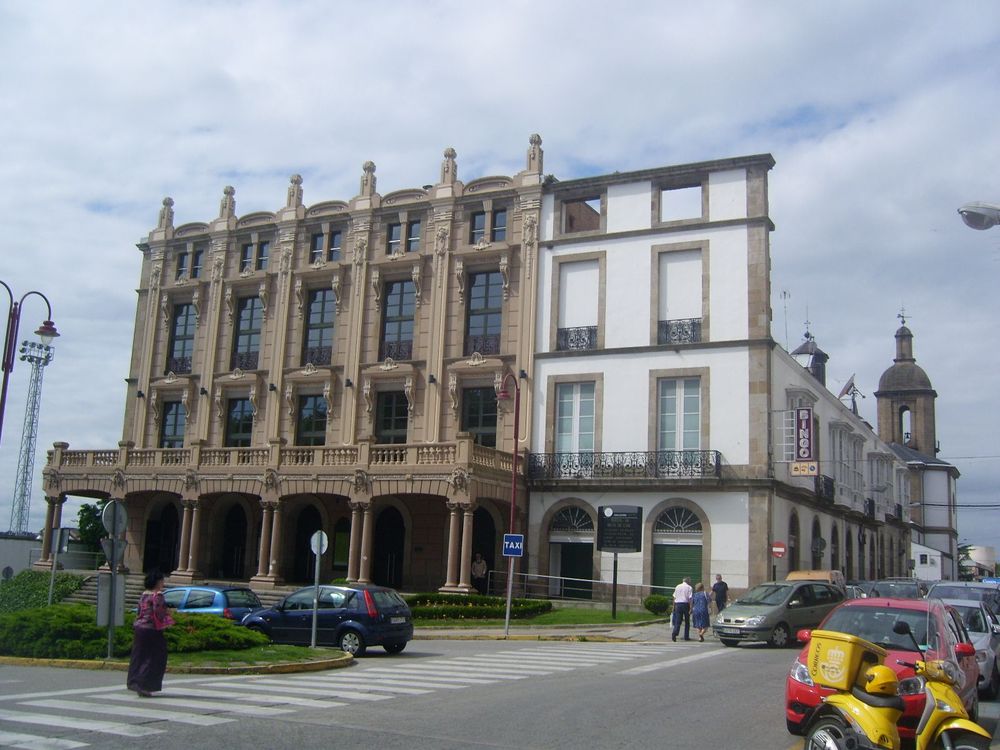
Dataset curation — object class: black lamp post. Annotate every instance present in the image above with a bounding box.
[0,281,59,445]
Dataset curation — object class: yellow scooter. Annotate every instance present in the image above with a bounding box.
[802,623,991,750]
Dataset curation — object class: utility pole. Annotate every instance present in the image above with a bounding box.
[8,341,53,534]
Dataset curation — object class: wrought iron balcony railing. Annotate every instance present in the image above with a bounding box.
[230,350,259,371]
[379,339,413,361]
[657,318,702,345]
[166,356,192,375]
[464,333,501,357]
[527,450,722,480]
[815,474,835,501]
[302,346,332,367]
[864,498,876,519]
[556,326,598,351]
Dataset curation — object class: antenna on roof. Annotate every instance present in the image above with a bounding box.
[837,373,865,415]
[780,290,791,350]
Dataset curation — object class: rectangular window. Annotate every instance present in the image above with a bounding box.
[175,252,189,280]
[240,243,254,273]
[379,280,415,360]
[256,240,269,271]
[310,231,343,263]
[225,398,254,447]
[557,259,599,351]
[555,382,595,453]
[191,247,205,278]
[465,271,503,355]
[328,230,342,261]
[657,249,702,344]
[231,297,262,370]
[296,394,328,446]
[387,223,402,255]
[160,400,186,449]
[470,212,487,244]
[167,303,196,375]
[302,288,335,366]
[310,233,325,264]
[660,185,702,223]
[375,391,408,444]
[461,387,498,447]
[406,220,421,252]
[491,209,507,242]
[658,378,700,451]
[563,196,601,233]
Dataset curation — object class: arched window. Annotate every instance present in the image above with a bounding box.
[654,506,702,534]
[900,407,912,444]
[551,506,594,533]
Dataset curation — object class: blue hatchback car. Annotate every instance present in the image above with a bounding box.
[162,586,262,622]
[242,584,413,656]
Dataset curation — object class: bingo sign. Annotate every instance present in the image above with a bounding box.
[790,407,818,477]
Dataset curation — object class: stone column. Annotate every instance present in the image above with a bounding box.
[358,504,374,584]
[444,503,461,588]
[459,505,474,590]
[347,502,364,582]
[38,497,58,564]
[177,501,193,572]
[256,501,274,578]
[187,500,203,574]
[267,502,284,580]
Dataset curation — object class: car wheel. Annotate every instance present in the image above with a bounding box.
[384,642,407,654]
[804,716,851,750]
[337,629,366,656]
[720,638,738,647]
[968,691,979,723]
[943,729,991,750]
[768,623,790,648]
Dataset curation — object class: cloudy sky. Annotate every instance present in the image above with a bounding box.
[2,1,999,553]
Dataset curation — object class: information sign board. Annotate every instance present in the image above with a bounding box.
[597,505,642,553]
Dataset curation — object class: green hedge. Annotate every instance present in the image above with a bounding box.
[404,592,552,620]
[0,570,85,613]
[0,604,269,659]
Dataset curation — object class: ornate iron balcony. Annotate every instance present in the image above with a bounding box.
[302,346,332,367]
[464,334,501,356]
[815,474,835,501]
[527,450,722,480]
[379,339,413,361]
[166,356,192,375]
[657,318,702,345]
[230,350,259,371]
[556,326,598,351]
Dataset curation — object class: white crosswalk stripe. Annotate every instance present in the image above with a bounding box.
[20,699,234,726]
[0,707,162,737]
[0,730,89,749]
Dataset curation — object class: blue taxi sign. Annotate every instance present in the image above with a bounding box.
[503,533,524,557]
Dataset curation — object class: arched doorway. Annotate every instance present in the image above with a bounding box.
[220,504,247,579]
[372,506,405,588]
[652,506,703,595]
[788,513,800,571]
[548,506,594,599]
[473,507,497,594]
[143,502,179,574]
[292,505,322,582]
[811,517,824,570]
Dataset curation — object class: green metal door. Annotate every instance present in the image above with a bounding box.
[653,544,703,595]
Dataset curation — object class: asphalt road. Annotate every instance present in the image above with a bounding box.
[0,640,996,750]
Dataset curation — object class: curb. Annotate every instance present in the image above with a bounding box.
[0,652,353,675]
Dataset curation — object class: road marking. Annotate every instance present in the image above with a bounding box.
[229,678,399,699]
[101,693,293,716]
[442,659,555,676]
[21,698,233,726]
[0,730,89,749]
[0,707,161,737]
[359,668,500,684]
[162,686,346,709]
[619,648,731,674]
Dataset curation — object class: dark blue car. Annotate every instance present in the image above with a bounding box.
[242,584,413,656]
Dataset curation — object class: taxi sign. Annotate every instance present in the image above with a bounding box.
[503,533,524,557]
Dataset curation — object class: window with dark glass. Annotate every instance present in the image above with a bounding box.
[406,220,421,252]
[491,209,507,242]
[240,243,254,272]
[380,280,415,360]
[225,398,254,447]
[375,391,408,444]
[191,246,205,278]
[470,212,487,244]
[160,400,185,448]
[256,240,269,271]
[167,303,195,374]
[465,271,502,355]
[310,233,325,263]
[387,223,402,254]
[461,387,497,447]
[231,297,262,370]
[175,252,189,280]
[296,394,327,446]
[328,230,342,261]
[302,288,335,366]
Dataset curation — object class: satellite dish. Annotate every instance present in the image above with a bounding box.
[837,374,856,400]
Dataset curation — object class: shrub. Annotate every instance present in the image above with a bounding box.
[404,592,552,620]
[0,570,85,613]
[0,604,269,659]
[643,594,672,616]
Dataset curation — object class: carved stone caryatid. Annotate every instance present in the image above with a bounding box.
[286,174,303,209]
[212,248,226,282]
[526,133,543,174]
[149,391,160,426]
[149,263,162,290]
[499,253,510,299]
[362,377,374,415]
[160,293,170,332]
[280,246,293,276]
[371,268,381,305]
[403,375,414,416]
[224,286,234,324]
[181,387,192,425]
[411,262,422,307]
[294,278,303,317]
[158,197,175,231]
[455,259,465,303]
[191,288,201,326]
[248,385,258,417]
[433,224,450,288]
[258,280,269,319]
[219,185,236,219]
[322,381,333,414]
[284,383,294,418]
[214,387,223,421]
[448,372,458,417]
[440,147,457,184]
[360,161,376,197]
[353,236,367,269]
[522,213,538,279]
[331,269,343,313]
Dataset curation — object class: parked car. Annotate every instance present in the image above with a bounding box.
[786,569,846,593]
[867,579,925,599]
[927,581,1000,617]
[242,584,413,656]
[845,585,868,599]
[712,580,844,647]
[943,597,1000,698]
[785,597,980,740]
[161,585,261,622]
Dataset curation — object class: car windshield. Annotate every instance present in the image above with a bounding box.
[821,606,932,653]
[869,582,921,599]
[928,585,980,601]
[735,584,790,606]
[954,605,988,634]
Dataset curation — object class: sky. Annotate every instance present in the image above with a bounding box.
[1,1,999,553]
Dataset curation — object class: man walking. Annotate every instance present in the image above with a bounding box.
[712,573,729,612]
[671,576,693,642]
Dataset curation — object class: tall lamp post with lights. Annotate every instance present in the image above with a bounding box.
[0,282,60,446]
[496,368,527,637]
[958,202,1000,231]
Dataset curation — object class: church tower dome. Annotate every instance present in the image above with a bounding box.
[875,323,937,454]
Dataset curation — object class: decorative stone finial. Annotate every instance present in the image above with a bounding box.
[360,161,376,196]
[219,185,236,219]
[441,147,458,184]
[158,197,174,230]
[526,133,543,173]
[286,174,303,208]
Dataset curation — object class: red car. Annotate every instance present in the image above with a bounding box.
[785,597,980,741]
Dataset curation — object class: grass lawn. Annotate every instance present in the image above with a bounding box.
[165,644,342,668]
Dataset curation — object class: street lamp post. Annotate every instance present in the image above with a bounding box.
[496,369,526,638]
[958,202,1000,231]
[0,281,60,446]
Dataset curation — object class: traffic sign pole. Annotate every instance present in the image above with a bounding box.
[309,530,329,649]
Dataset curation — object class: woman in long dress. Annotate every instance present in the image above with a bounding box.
[127,570,174,697]
[691,581,711,642]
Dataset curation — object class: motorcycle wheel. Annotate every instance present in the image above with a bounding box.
[804,716,852,750]
[936,729,990,750]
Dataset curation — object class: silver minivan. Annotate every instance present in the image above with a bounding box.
[712,580,844,647]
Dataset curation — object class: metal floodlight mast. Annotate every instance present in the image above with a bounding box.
[8,341,54,533]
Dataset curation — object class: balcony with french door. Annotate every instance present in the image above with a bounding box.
[527,449,722,487]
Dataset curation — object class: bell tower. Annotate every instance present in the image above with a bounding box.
[874,321,937,454]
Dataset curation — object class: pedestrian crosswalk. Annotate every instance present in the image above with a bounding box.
[0,643,678,748]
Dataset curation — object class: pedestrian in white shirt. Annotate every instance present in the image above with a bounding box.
[671,576,694,642]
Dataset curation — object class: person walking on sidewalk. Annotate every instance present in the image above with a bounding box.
[671,576,693,642]
[712,573,729,613]
[691,582,711,641]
